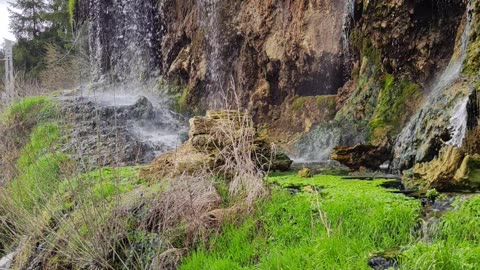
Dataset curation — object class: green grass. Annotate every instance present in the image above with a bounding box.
[180,174,420,270]
[0,96,56,125]
[399,196,480,269]
[16,122,61,171]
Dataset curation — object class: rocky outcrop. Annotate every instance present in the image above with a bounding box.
[335,0,466,145]
[80,0,354,124]
[60,95,185,170]
[141,110,292,180]
[404,145,480,191]
[331,143,391,171]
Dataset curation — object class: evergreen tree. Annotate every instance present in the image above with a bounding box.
[8,0,48,40]
[8,0,74,79]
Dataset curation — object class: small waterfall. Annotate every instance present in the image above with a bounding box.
[294,122,366,162]
[198,0,229,108]
[342,0,355,55]
[295,125,343,162]
[446,96,470,147]
[392,6,472,170]
[89,0,162,82]
[84,0,186,157]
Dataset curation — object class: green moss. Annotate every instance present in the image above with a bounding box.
[157,78,193,114]
[8,153,71,211]
[181,174,420,269]
[68,0,76,26]
[291,97,309,111]
[368,74,421,143]
[464,0,480,76]
[16,123,61,171]
[297,168,312,178]
[1,96,56,125]
[291,96,336,112]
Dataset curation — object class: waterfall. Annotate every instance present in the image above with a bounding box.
[83,0,186,157]
[198,0,228,108]
[446,96,470,147]
[342,0,355,55]
[392,6,472,170]
[294,121,366,162]
[292,0,359,162]
[89,0,162,83]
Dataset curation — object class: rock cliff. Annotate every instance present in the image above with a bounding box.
[74,0,480,187]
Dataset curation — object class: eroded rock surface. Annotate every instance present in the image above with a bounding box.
[60,95,185,170]
[331,143,391,171]
[141,110,292,180]
[404,145,480,191]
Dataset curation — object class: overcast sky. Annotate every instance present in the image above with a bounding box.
[0,0,15,42]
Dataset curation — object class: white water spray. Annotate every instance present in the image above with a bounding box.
[446,96,470,147]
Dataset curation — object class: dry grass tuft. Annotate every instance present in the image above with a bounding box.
[143,171,222,248]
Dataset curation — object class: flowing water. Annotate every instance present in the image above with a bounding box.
[83,0,186,157]
[292,0,362,163]
[446,96,470,147]
[89,0,162,82]
[392,9,472,170]
[198,0,228,108]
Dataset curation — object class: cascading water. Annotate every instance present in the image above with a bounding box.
[198,0,229,108]
[446,96,470,147]
[74,0,187,157]
[89,0,162,82]
[392,6,472,170]
[293,0,361,163]
[342,0,355,64]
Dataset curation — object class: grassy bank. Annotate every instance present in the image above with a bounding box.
[1,96,479,269]
[180,173,480,270]
[180,174,420,269]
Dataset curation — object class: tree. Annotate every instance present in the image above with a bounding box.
[8,0,75,80]
[8,0,48,40]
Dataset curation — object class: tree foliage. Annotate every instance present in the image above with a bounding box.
[8,0,74,80]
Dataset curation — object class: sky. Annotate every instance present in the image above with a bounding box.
[0,0,15,43]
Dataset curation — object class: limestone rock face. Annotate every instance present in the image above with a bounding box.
[331,143,391,171]
[141,110,293,180]
[404,146,480,191]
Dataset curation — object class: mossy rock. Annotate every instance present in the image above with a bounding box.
[298,168,313,178]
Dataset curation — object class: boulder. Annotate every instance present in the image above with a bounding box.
[298,168,313,178]
[271,153,294,172]
[331,144,391,171]
[142,110,293,180]
[140,142,217,180]
[404,145,480,191]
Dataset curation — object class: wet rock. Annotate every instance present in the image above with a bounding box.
[331,143,391,171]
[404,145,480,191]
[368,249,400,270]
[60,95,185,170]
[271,153,294,172]
[368,256,397,270]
